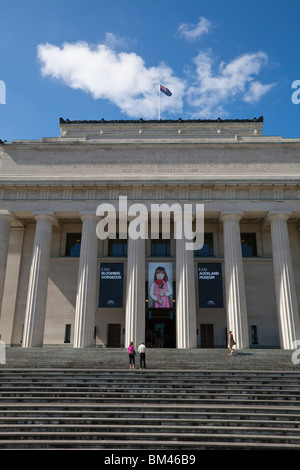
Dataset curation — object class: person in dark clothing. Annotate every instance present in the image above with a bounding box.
[138,341,147,369]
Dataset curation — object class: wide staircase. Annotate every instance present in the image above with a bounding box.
[0,367,300,449]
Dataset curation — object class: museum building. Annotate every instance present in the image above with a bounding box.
[0,117,300,350]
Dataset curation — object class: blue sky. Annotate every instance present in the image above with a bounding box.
[0,0,299,141]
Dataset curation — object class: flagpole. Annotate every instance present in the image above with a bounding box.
[158,83,161,121]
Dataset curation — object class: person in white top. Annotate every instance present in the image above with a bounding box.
[138,341,147,369]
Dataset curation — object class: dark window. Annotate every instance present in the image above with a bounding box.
[151,238,170,257]
[108,238,127,256]
[194,233,214,257]
[251,325,258,344]
[64,324,71,343]
[65,233,81,257]
[241,233,257,257]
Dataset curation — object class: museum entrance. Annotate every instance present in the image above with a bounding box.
[145,308,176,348]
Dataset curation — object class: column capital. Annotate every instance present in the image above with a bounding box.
[0,210,16,224]
[34,214,57,224]
[80,213,100,223]
[220,212,243,223]
[267,212,291,223]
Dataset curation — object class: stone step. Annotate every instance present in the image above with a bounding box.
[1,380,299,392]
[1,386,300,396]
[0,431,300,450]
[1,423,300,436]
[1,406,300,421]
[3,367,297,371]
[1,376,300,382]
[1,429,300,440]
[0,390,298,405]
[1,372,300,381]
[1,416,300,427]
[2,367,300,375]
[2,380,300,391]
[1,372,300,386]
[0,397,298,407]
[0,438,298,450]
[1,402,300,413]
[0,393,299,405]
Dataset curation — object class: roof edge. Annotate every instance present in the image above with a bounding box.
[59,116,264,125]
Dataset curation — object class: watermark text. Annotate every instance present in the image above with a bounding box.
[96,196,204,251]
[291,340,300,364]
[0,80,6,105]
[291,80,300,105]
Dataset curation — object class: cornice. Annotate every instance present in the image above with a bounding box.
[59,116,264,124]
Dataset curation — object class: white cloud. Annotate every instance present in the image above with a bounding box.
[104,32,129,50]
[37,41,184,119]
[186,51,275,117]
[178,17,212,41]
[37,39,274,120]
[243,81,275,103]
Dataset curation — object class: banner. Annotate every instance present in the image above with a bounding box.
[198,263,223,308]
[99,263,124,308]
[148,262,173,308]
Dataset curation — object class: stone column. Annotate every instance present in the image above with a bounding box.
[221,213,249,349]
[1,227,25,345]
[23,215,55,347]
[175,215,197,349]
[125,223,146,349]
[0,214,13,317]
[74,215,99,348]
[268,213,300,349]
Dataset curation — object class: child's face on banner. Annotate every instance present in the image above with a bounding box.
[156,272,164,280]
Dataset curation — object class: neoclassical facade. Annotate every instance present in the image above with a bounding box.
[0,117,300,350]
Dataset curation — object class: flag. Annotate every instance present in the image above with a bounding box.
[160,84,172,96]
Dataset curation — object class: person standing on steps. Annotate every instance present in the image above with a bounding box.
[128,341,135,369]
[227,331,236,355]
[138,341,147,369]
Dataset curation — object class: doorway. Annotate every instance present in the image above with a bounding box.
[200,324,214,348]
[146,308,176,348]
[107,323,121,347]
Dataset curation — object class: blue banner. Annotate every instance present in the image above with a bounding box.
[198,263,223,308]
[99,263,124,308]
